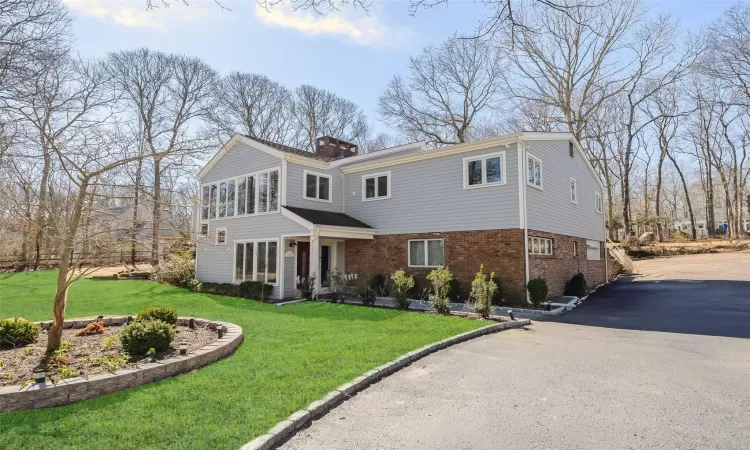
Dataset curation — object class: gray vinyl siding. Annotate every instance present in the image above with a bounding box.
[202,141,281,183]
[343,144,520,234]
[195,213,308,299]
[285,163,344,213]
[524,140,605,241]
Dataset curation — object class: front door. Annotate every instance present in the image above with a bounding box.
[296,242,310,281]
[321,245,331,285]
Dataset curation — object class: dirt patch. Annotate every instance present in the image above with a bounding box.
[0,323,216,387]
[624,241,750,259]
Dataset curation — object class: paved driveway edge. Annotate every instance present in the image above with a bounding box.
[239,319,532,450]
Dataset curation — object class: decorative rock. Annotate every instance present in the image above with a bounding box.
[287,409,311,429]
[305,400,328,419]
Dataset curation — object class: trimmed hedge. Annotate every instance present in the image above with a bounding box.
[564,273,587,297]
[527,277,548,307]
[121,319,175,355]
[0,317,41,348]
[198,281,274,300]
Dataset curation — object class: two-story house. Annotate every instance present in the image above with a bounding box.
[195,132,607,304]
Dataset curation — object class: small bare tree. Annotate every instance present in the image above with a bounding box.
[378,36,507,146]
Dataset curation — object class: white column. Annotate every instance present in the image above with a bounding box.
[310,228,321,298]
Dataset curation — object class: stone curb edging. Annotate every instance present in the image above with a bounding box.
[0,316,243,413]
[240,319,531,450]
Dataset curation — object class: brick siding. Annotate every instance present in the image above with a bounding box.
[345,229,528,303]
[527,229,606,298]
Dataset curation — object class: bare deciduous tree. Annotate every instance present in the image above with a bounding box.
[292,84,369,151]
[378,37,506,146]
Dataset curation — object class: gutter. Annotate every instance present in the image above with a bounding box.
[518,137,532,305]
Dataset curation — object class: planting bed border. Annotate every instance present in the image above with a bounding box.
[241,318,532,450]
[0,316,243,413]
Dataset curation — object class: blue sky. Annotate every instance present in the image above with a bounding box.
[64,0,734,135]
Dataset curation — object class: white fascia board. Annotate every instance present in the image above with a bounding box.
[316,226,375,240]
[340,134,522,174]
[280,207,314,230]
[197,134,243,180]
[329,142,426,168]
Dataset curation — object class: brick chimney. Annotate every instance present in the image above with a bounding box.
[315,136,359,160]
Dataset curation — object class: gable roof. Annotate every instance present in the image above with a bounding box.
[282,206,373,229]
[247,136,337,162]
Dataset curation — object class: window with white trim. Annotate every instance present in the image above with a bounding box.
[527,154,542,189]
[586,240,601,261]
[200,168,278,220]
[408,239,444,267]
[199,223,208,236]
[570,178,578,204]
[572,240,578,257]
[216,228,227,245]
[528,237,553,255]
[362,171,390,201]
[595,192,603,214]
[463,151,505,189]
[304,170,332,202]
[234,240,278,285]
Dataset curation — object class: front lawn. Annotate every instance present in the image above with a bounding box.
[0,271,484,450]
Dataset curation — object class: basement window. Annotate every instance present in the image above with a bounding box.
[408,239,444,267]
[528,237,553,256]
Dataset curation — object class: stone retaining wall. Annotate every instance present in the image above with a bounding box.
[0,316,243,413]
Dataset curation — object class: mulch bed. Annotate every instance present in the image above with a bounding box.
[0,323,217,387]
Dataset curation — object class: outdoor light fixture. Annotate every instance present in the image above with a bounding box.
[289,240,297,248]
[33,368,46,384]
[179,341,188,356]
[189,318,195,329]
[508,309,515,321]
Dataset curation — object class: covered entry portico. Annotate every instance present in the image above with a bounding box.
[280,206,375,299]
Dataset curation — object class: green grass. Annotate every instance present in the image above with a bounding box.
[0,271,484,449]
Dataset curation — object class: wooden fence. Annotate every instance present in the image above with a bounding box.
[0,250,152,270]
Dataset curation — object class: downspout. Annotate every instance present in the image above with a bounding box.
[518,138,532,304]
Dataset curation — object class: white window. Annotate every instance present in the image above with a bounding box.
[570,178,578,204]
[408,239,444,267]
[234,239,278,285]
[572,240,577,257]
[528,237,553,255]
[595,192,603,214]
[303,170,332,203]
[216,227,227,245]
[526,154,543,189]
[199,223,208,236]
[200,168,278,220]
[362,171,391,201]
[586,240,601,261]
[463,151,506,189]
[745,219,750,232]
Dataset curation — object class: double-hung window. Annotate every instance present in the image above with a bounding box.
[527,154,543,189]
[362,171,390,201]
[528,237,553,255]
[586,240,601,261]
[235,239,278,284]
[218,180,235,218]
[463,151,505,189]
[570,178,578,204]
[304,170,332,202]
[408,239,444,267]
[595,192,603,214]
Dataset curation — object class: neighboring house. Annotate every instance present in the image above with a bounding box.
[195,133,607,303]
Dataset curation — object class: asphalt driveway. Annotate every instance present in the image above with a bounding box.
[281,252,750,450]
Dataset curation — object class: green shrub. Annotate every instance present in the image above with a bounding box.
[152,253,195,287]
[409,275,430,300]
[390,269,414,310]
[137,307,178,326]
[356,271,378,306]
[470,265,498,319]
[0,317,41,348]
[370,274,386,293]
[427,266,453,315]
[198,282,240,297]
[120,320,175,355]
[238,281,274,300]
[491,276,503,305]
[296,275,316,301]
[526,277,548,307]
[448,278,461,302]
[564,273,587,297]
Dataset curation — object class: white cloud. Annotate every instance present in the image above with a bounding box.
[63,0,209,31]
[253,5,411,48]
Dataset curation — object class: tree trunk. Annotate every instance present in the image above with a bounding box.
[32,142,52,270]
[47,181,89,352]
[705,159,715,236]
[655,146,666,242]
[151,157,162,265]
[666,150,697,240]
[131,158,142,265]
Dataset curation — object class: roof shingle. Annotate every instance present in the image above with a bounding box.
[283,206,373,229]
